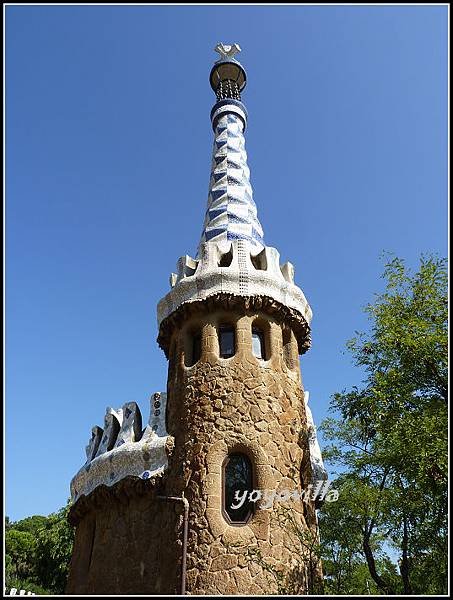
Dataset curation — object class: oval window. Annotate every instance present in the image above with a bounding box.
[223,453,254,524]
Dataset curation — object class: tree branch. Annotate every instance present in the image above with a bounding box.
[400,515,412,594]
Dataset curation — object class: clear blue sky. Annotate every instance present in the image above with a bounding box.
[6,5,447,521]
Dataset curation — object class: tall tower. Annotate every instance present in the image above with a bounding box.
[66,44,326,595]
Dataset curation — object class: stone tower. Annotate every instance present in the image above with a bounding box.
[66,44,327,595]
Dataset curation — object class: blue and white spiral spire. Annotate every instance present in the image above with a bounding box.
[198,43,265,256]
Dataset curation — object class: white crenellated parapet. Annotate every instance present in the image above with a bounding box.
[157,239,312,329]
[304,391,328,484]
[70,393,170,502]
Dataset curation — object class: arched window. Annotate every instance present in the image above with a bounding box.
[252,327,266,359]
[223,453,254,524]
[219,325,235,358]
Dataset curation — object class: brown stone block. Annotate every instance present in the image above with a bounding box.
[255,420,268,432]
[249,405,261,421]
[211,553,238,571]
[206,508,227,538]
[247,559,262,577]
[269,543,283,560]
[233,568,254,591]
[186,568,199,590]
[249,581,270,595]
[253,570,275,590]
[249,514,269,543]
[221,524,255,545]
[221,404,236,418]
[270,430,285,445]
[196,570,217,592]
[255,397,269,412]
[196,543,210,558]
[213,398,223,410]
[206,494,221,510]
[264,440,279,458]
[255,463,275,490]
[258,432,271,446]
[204,472,219,492]
[210,540,226,558]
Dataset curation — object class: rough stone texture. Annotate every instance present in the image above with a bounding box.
[66,478,181,595]
[162,306,320,594]
[66,303,321,595]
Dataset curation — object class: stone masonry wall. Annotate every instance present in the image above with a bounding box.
[163,306,320,594]
[66,301,320,595]
[66,478,181,594]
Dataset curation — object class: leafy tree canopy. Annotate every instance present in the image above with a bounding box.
[319,254,448,595]
[5,502,74,595]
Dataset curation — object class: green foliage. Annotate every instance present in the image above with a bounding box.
[34,503,75,594]
[11,514,48,534]
[319,254,448,595]
[235,505,324,595]
[5,529,36,582]
[5,501,75,595]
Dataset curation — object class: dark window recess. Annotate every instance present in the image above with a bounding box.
[223,454,253,524]
[218,247,233,267]
[192,333,202,364]
[252,328,266,359]
[185,331,202,367]
[219,326,235,358]
[168,340,177,380]
[250,249,267,271]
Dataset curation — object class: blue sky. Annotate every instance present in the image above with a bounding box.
[6,5,447,521]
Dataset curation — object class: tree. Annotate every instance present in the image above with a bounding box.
[5,528,37,583]
[5,502,75,595]
[317,476,395,595]
[34,502,75,594]
[319,254,448,595]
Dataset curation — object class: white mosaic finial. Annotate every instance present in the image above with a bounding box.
[214,42,241,60]
[198,101,264,255]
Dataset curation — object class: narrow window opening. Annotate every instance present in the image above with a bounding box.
[192,333,202,364]
[218,246,233,267]
[168,339,177,379]
[250,249,267,271]
[182,257,199,277]
[184,264,198,277]
[252,328,266,359]
[185,329,202,367]
[219,325,235,358]
[223,453,254,524]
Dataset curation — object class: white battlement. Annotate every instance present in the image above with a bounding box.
[70,392,170,502]
[157,240,313,328]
